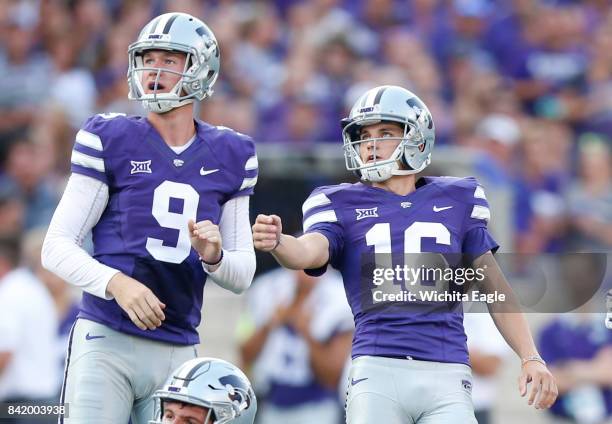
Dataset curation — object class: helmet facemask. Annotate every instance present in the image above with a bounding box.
[342,116,429,182]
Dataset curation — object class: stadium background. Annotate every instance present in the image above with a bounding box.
[0,0,611,423]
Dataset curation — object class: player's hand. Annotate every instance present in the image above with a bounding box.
[189,219,222,265]
[106,273,166,331]
[252,214,282,252]
[519,361,558,409]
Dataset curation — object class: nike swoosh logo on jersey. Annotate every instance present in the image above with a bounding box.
[351,377,368,386]
[85,332,106,341]
[433,205,453,212]
[200,167,219,176]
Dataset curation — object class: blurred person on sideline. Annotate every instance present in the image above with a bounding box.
[239,268,353,424]
[539,312,612,424]
[22,228,79,395]
[0,236,59,423]
[41,12,258,423]
[464,308,512,424]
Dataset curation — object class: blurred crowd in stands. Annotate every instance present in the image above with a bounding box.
[0,1,610,422]
[0,0,610,254]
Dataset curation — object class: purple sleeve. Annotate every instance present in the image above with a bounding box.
[229,136,258,199]
[301,188,344,276]
[462,227,499,256]
[70,115,109,185]
[303,225,344,277]
[461,179,499,256]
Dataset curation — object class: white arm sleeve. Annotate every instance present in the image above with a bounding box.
[202,196,256,294]
[41,173,120,299]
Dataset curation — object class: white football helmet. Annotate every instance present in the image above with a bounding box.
[150,358,257,424]
[342,85,435,182]
[128,12,220,113]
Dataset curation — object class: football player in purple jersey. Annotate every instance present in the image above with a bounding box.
[42,13,258,423]
[253,85,558,423]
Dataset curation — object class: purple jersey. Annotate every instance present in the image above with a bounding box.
[70,113,258,345]
[302,177,498,365]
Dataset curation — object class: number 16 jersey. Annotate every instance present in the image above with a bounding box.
[302,177,498,365]
[70,114,258,345]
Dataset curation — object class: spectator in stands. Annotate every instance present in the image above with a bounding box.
[0,176,25,239]
[0,17,51,138]
[514,119,572,253]
[473,113,522,187]
[565,134,612,252]
[47,28,97,129]
[4,137,59,230]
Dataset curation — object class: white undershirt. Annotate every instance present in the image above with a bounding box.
[41,173,255,299]
[168,134,196,154]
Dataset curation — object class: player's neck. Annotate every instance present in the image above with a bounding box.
[147,105,196,147]
[372,174,416,196]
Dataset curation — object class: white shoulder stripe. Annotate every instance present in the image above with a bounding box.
[244,156,258,170]
[75,130,103,151]
[240,176,258,191]
[71,150,105,173]
[302,193,331,215]
[303,210,337,231]
[471,205,490,222]
[474,185,487,200]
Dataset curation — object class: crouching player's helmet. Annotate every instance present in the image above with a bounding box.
[128,12,220,113]
[342,85,435,182]
[150,357,257,424]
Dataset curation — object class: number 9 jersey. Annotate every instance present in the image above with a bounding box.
[70,113,258,344]
[301,177,498,365]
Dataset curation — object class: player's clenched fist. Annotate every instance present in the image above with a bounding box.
[253,214,282,252]
[189,219,223,264]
